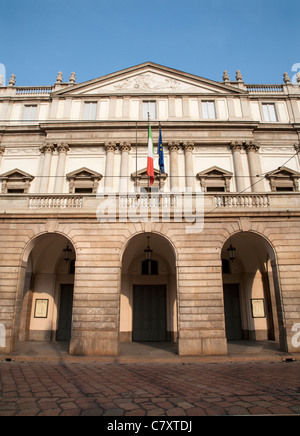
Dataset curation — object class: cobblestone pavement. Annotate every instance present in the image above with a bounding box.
[0,361,299,416]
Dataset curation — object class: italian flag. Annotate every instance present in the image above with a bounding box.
[147,123,155,186]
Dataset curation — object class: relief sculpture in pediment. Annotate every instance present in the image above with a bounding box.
[112,73,182,92]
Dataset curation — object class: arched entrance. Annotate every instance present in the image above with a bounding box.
[120,233,177,349]
[17,233,76,349]
[221,232,286,351]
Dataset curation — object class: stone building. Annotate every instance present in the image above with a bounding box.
[0,62,300,356]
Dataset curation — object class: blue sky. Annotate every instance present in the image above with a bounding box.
[1,0,299,86]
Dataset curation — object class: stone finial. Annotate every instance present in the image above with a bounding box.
[283,72,291,84]
[69,72,76,84]
[0,75,4,86]
[55,72,63,84]
[8,74,16,87]
[222,70,230,82]
[235,70,243,82]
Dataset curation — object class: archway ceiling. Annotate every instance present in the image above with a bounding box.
[122,232,176,274]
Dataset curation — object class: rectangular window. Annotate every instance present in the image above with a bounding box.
[202,101,216,119]
[23,105,37,121]
[83,102,98,120]
[262,103,277,122]
[143,101,156,120]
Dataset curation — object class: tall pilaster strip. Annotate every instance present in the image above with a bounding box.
[39,143,55,193]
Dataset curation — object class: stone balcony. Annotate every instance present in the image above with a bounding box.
[0,192,299,220]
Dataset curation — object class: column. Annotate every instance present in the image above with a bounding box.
[295,144,300,167]
[104,142,117,192]
[168,142,180,192]
[54,143,69,193]
[39,144,55,193]
[244,141,265,192]
[119,142,131,193]
[230,141,245,192]
[0,146,5,172]
[182,142,194,192]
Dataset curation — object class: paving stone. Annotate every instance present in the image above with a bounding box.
[0,360,299,416]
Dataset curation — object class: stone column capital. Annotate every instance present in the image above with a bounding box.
[119,142,132,153]
[168,142,180,152]
[244,141,260,153]
[57,143,70,154]
[294,143,300,153]
[230,141,243,152]
[40,143,55,154]
[0,145,5,156]
[182,142,194,152]
[105,142,118,153]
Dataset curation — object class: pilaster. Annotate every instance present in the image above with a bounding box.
[168,142,180,192]
[39,143,55,193]
[54,143,69,193]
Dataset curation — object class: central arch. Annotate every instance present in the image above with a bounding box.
[120,232,178,348]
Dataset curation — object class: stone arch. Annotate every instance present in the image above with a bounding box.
[120,231,178,347]
[221,230,286,351]
[16,232,77,348]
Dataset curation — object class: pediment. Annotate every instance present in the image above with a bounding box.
[0,168,34,180]
[197,166,233,178]
[66,167,102,180]
[54,62,244,96]
[266,166,300,179]
[131,167,167,179]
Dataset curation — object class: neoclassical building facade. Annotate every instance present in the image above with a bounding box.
[0,62,300,356]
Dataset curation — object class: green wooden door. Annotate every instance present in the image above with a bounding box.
[223,284,243,340]
[57,284,74,341]
[133,285,167,342]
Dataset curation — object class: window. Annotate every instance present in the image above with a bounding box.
[0,169,34,194]
[142,259,158,275]
[7,189,25,194]
[74,187,94,194]
[131,168,167,191]
[196,167,232,192]
[206,186,225,192]
[266,167,300,192]
[262,103,277,122]
[143,101,156,120]
[222,259,231,274]
[202,101,216,119]
[23,105,37,121]
[275,186,294,192]
[83,102,98,120]
[66,167,103,194]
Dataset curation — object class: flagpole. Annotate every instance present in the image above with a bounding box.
[135,121,138,193]
[148,112,150,191]
[159,122,161,192]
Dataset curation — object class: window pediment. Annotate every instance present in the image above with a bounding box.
[196,166,233,192]
[0,168,34,193]
[266,166,300,192]
[131,168,168,190]
[66,167,102,193]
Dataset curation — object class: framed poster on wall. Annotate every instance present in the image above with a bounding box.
[251,299,265,318]
[34,299,49,319]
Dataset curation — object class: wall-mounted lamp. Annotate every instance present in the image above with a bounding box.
[227,242,236,262]
[63,244,72,263]
[144,236,153,260]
